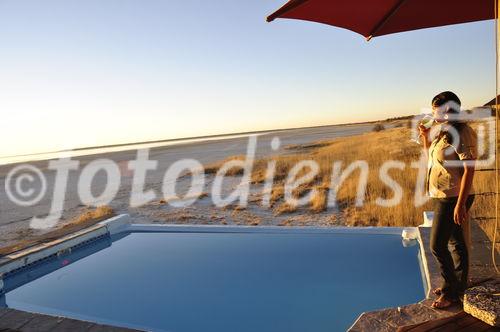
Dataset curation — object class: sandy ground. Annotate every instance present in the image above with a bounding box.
[0,122,392,249]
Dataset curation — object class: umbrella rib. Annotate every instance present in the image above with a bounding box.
[367,0,409,41]
[267,0,310,22]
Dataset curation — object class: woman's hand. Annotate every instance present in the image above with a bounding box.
[454,202,467,225]
[418,124,432,151]
[418,123,430,141]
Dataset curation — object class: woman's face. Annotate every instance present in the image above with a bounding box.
[432,104,448,123]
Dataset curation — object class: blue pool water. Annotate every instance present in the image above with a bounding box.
[2,230,425,332]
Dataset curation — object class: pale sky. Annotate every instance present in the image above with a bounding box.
[0,0,496,157]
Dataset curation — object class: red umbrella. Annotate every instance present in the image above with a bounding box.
[267,0,495,41]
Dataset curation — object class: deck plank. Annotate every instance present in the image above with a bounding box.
[396,310,500,332]
[18,315,65,332]
[0,309,140,332]
[0,309,36,330]
[0,308,12,319]
[88,324,139,332]
[50,318,96,332]
[455,320,500,332]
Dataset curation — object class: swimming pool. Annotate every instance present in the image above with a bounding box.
[0,217,427,332]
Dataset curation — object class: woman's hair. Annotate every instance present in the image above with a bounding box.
[431,91,461,114]
[432,91,464,144]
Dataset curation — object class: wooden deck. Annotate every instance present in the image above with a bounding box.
[0,308,140,332]
[397,311,499,332]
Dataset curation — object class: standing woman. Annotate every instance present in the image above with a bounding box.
[419,91,478,309]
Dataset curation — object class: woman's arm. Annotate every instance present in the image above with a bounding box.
[418,124,431,158]
[453,125,478,225]
[454,161,475,225]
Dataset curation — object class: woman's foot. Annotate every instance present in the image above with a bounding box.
[431,294,459,309]
[432,287,442,296]
[433,286,467,297]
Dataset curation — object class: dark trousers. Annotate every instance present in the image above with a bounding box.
[430,195,474,299]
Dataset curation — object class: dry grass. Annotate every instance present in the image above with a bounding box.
[0,205,115,257]
[71,205,115,225]
[249,126,430,226]
[222,203,246,211]
[269,185,284,206]
[274,202,298,215]
[205,119,498,244]
[310,187,328,213]
[203,156,247,176]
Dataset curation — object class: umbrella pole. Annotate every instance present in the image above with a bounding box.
[494,0,499,274]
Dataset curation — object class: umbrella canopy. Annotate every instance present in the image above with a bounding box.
[267,0,495,40]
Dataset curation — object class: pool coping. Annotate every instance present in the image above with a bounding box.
[127,223,409,235]
[0,214,430,331]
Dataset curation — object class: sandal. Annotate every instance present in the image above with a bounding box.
[432,287,442,296]
[431,294,459,309]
